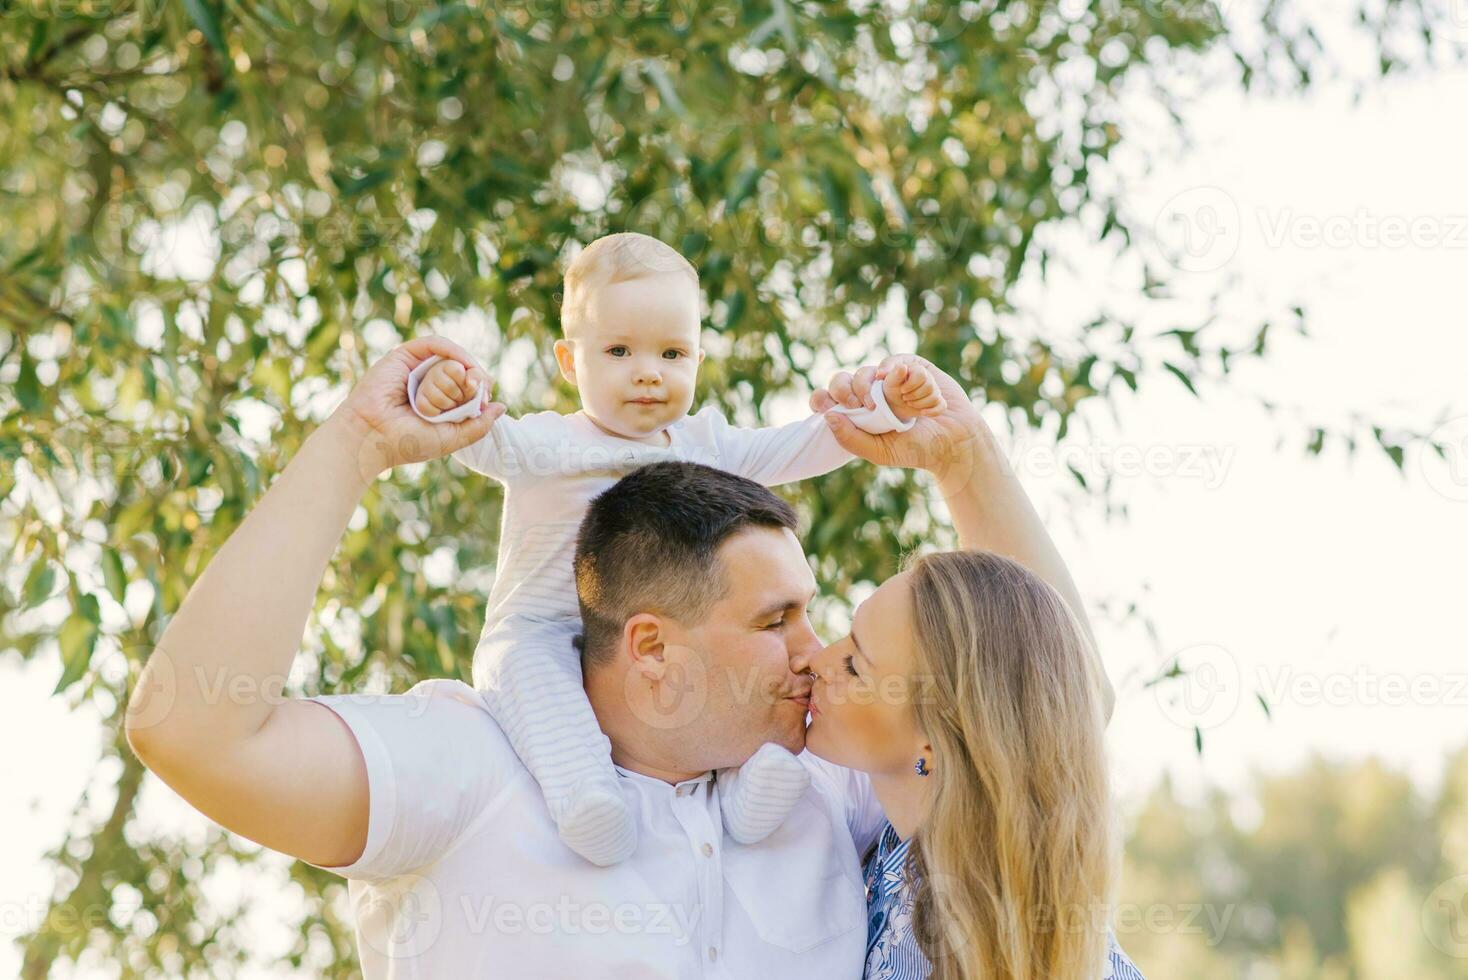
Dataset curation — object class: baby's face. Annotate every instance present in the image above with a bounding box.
[555,273,703,440]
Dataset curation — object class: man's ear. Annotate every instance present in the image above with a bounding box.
[552,339,577,386]
[622,613,666,680]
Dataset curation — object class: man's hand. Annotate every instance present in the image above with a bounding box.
[331,336,504,480]
[414,358,487,418]
[810,354,984,489]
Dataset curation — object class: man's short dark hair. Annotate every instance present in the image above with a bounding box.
[573,462,799,669]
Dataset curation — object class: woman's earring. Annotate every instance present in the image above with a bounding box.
[914,758,930,777]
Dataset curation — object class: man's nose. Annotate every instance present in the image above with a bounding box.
[787,620,823,675]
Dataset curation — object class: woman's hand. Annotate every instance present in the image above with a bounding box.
[811,354,989,492]
[329,336,505,481]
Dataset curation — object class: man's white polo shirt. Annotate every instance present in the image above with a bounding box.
[310,679,885,978]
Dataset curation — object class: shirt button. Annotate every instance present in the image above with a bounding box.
[701,842,713,857]
[708,947,718,962]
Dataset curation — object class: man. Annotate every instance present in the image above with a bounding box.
[125,337,1108,976]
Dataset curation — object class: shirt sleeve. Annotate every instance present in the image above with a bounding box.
[800,751,887,858]
[702,383,911,488]
[451,411,571,485]
[306,679,517,881]
[403,353,560,485]
[704,409,855,487]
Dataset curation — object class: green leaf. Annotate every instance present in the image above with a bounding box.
[103,550,128,603]
[77,591,101,625]
[727,168,761,210]
[25,19,49,64]
[54,616,98,694]
[1162,362,1199,396]
[1373,427,1405,471]
[183,0,229,56]
[336,169,392,198]
[16,354,41,412]
[23,561,55,607]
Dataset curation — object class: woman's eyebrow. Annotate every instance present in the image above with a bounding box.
[850,624,873,666]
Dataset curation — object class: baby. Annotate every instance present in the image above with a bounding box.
[407,232,945,866]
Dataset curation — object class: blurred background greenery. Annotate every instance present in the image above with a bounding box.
[1,0,1463,976]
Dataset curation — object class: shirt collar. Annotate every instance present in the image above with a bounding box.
[873,823,914,899]
[612,763,714,796]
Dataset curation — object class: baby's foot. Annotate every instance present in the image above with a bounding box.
[554,775,637,867]
[719,743,811,845]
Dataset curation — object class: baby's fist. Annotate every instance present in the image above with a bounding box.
[415,359,483,417]
[882,357,946,422]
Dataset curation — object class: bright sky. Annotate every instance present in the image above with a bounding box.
[3,27,1466,979]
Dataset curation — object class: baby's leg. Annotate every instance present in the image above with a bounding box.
[718,743,812,845]
[474,616,635,866]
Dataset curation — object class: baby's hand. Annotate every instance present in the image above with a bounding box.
[880,355,946,422]
[414,358,488,418]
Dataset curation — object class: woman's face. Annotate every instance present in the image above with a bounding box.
[792,571,931,777]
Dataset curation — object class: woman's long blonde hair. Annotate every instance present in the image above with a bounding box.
[905,550,1115,980]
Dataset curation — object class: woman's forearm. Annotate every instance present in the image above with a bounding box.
[128,414,374,754]
[930,424,1116,717]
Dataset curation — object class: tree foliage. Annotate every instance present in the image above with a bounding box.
[0,1,1454,975]
[1121,746,1468,978]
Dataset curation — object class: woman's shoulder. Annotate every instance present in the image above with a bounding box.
[1104,935,1145,980]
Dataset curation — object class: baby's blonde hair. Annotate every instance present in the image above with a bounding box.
[561,232,700,338]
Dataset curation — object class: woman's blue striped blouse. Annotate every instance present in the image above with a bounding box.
[863,822,1146,980]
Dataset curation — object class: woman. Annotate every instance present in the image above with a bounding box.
[805,363,1143,979]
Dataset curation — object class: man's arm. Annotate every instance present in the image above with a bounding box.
[816,355,1116,721]
[125,338,504,867]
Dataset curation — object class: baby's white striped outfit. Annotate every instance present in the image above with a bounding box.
[407,356,909,865]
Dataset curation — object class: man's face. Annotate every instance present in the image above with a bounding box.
[657,526,820,769]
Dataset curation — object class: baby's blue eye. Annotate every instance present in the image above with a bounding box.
[662,350,683,360]
[607,346,629,357]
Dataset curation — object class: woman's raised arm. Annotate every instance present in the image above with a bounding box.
[814,355,1115,720]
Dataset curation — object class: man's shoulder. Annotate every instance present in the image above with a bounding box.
[313,679,520,767]
[798,750,866,797]
[798,750,885,856]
